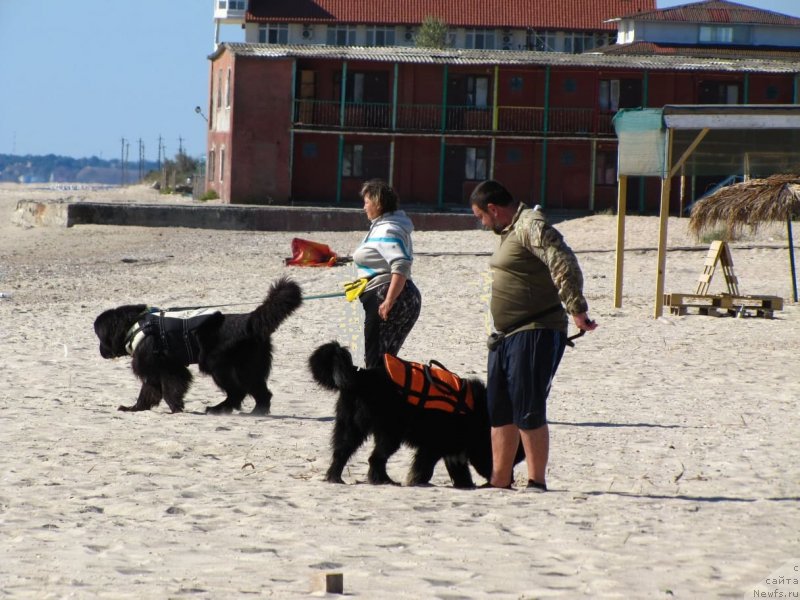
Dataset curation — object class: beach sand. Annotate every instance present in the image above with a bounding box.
[1,183,798,599]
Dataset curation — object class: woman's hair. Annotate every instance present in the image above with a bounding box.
[360,179,398,214]
[469,180,514,211]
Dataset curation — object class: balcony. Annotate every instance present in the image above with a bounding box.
[214,0,247,23]
[292,100,616,137]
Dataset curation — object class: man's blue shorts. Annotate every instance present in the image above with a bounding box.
[487,328,567,430]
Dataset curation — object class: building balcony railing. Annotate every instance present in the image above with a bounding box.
[292,100,617,136]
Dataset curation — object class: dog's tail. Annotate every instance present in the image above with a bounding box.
[249,277,303,338]
[308,341,357,391]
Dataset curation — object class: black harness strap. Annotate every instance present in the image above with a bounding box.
[425,360,472,414]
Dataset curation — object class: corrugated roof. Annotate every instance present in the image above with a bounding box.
[602,41,800,60]
[246,0,656,31]
[210,42,800,74]
[618,0,800,26]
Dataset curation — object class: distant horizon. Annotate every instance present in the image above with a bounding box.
[1,0,798,161]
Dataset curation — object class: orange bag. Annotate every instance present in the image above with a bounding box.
[384,354,475,415]
[284,238,339,267]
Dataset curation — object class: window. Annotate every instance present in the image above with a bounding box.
[465,28,495,50]
[342,143,388,179]
[327,25,357,46]
[343,144,363,178]
[208,150,215,182]
[529,30,558,52]
[259,24,288,44]
[466,76,489,107]
[564,32,602,54]
[336,71,390,103]
[698,81,740,104]
[302,143,318,158]
[447,29,458,48]
[465,147,488,180]
[218,0,245,9]
[366,26,395,47]
[225,68,231,108]
[599,79,642,112]
[596,150,617,185]
[219,148,225,182]
[699,25,750,44]
[216,69,222,111]
[699,25,730,43]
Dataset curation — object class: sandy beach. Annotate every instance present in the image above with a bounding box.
[1,183,798,599]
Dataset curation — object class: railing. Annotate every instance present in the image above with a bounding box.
[292,100,617,136]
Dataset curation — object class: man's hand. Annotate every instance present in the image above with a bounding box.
[572,312,598,332]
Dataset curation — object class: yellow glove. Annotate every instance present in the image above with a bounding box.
[343,278,369,302]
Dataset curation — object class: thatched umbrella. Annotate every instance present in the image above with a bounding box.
[689,174,800,301]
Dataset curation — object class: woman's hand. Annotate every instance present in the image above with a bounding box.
[378,299,394,320]
[379,273,407,320]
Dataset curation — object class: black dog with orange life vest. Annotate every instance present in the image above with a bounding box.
[309,341,523,488]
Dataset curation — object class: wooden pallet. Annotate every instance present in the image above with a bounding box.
[663,293,783,318]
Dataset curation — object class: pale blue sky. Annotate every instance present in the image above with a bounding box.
[1,1,798,161]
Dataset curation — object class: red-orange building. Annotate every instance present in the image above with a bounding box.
[205,45,799,212]
[205,1,800,213]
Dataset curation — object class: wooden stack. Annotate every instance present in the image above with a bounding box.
[664,241,783,318]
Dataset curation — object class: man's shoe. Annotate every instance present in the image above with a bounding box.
[526,480,547,492]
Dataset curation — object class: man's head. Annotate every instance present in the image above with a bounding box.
[469,180,519,234]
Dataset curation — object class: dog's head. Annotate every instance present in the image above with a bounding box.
[308,341,356,391]
[94,304,148,359]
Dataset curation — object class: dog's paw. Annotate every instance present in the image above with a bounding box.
[368,476,400,486]
[117,405,135,412]
[325,474,346,484]
[249,406,271,417]
[205,405,233,415]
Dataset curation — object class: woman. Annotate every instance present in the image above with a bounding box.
[353,179,421,369]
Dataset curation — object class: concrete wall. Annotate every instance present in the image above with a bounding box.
[14,200,482,232]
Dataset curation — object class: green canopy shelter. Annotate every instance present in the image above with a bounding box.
[612,105,800,317]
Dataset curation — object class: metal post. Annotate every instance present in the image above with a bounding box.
[437,65,449,206]
[438,137,446,208]
[440,65,449,133]
[614,175,628,308]
[654,127,674,318]
[339,62,348,127]
[336,135,344,205]
[589,139,597,212]
[788,216,799,302]
[539,65,550,207]
[289,60,297,201]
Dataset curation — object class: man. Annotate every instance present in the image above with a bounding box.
[470,180,597,491]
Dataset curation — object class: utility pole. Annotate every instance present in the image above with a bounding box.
[157,135,163,170]
[138,138,145,182]
[124,141,130,186]
[120,137,126,185]
[178,136,184,156]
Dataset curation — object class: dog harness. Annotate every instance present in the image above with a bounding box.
[125,307,221,365]
[383,354,475,415]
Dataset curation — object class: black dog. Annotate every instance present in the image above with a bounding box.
[94,277,302,415]
[309,341,522,488]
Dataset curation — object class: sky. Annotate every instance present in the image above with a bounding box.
[1,0,799,162]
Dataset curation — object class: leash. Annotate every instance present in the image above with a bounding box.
[565,329,584,347]
[158,278,369,312]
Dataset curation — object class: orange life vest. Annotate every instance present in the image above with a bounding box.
[383,354,475,415]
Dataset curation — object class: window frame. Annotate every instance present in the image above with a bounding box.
[327,25,357,46]
[259,23,289,44]
[465,146,489,181]
[464,28,496,50]
[366,26,396,47]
